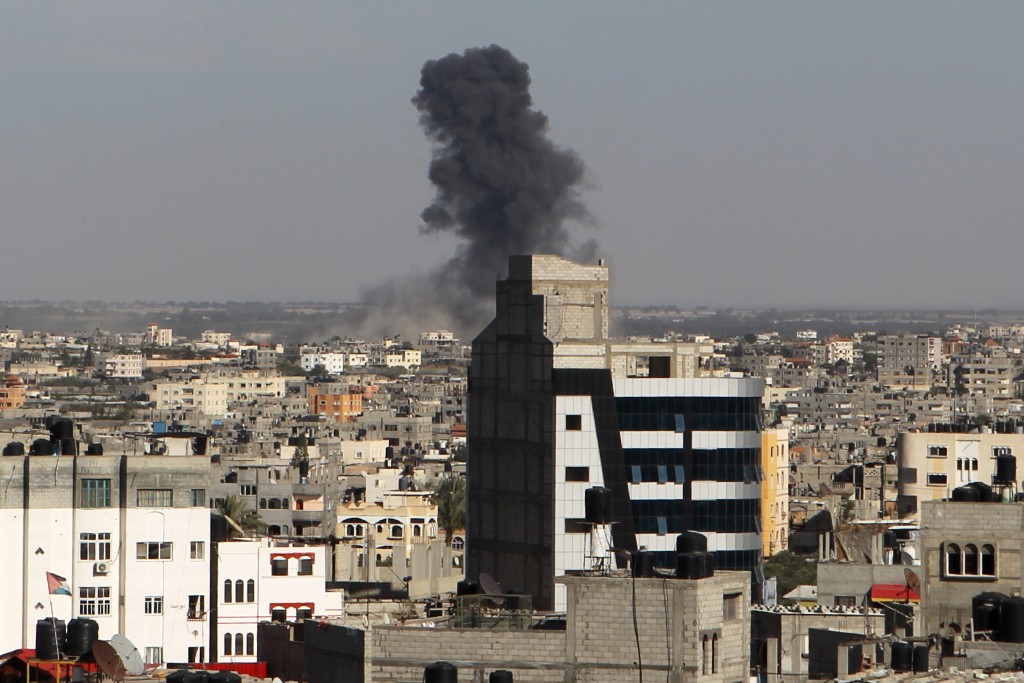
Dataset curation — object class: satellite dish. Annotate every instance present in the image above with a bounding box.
[904,568,921,597]
[900,551,915,566]
[92,641,126,681]
[109,633,145,675]
[478,572,502,596]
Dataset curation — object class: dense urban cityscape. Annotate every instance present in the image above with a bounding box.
[5,253,1024,682]
[7,4,1024,683]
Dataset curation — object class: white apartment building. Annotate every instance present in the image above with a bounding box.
[215,540,342,663]
[146,324,174,347]
[383,350,421,369]
[824,336,855,365]
[201,331,232,347]
[0,455,212,665]
[103,354,145,379]
[344,353,369,368]
[150,380,230,417]
[300,352,345,375]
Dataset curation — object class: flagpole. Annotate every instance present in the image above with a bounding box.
[48,591,59,660]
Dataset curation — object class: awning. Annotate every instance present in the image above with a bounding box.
[870,583,920,603]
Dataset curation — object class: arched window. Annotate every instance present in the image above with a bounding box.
[982,544,996,576]
[268,525,281,536]
[259,498,267,509]
[413,524,421,537]
[452,537,464,550]
[223,633,232,655]
[297,607,312,620]
[235,579,244,603]
[392,525,403,538]
[956,458,963,471]
[712,634,718,674]
[973,459,979,471]
[247,579,255,602]
[428,524,437,538]
[702,635,709,675]
[299,557,313,576]
[356,524,364,537]
[246,633,254,656]
[946,543,962,575]
[282,498,290,510]
[377,524,384,534]
[223,579,232,603]
[268,499,281,510]
[282,525,290,536]
[234,634,243,655]
[272,608,286,623]
[346,524,355,537]
[965,544,980,575]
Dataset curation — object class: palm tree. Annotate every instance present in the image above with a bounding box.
[431,475,466,546]
[216,495,264,538]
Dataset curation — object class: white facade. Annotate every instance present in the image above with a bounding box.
[0,456,211,665]
[383,350,421,368]
[104,354,145,379]
[215,540,342,663]
[300,352,346,375]
[201,331,232,347]
[344,353,369,367]
[150,380,230,417]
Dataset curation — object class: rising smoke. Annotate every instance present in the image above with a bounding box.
[358,44,596,338]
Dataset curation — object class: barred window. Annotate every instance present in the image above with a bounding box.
[137,489,173,507]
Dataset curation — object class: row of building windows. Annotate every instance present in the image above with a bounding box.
[341,522,437,539]
[615,396,761,432]
[621,448,764,483]
[943,542,996,577]
[271,557,314,576]
[630,499,761,535]
[223,633,255,656]
[223,579,255,603]
[929,446,1014,458]
[78,480,205,508]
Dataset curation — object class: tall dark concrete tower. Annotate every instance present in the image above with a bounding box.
[467,255,764,610]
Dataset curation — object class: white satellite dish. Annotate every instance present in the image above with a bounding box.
[109,633,145,675]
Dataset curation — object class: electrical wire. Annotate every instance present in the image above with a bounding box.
[632,568,643,683]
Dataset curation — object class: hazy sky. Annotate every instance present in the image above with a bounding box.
[3,2,1024,310]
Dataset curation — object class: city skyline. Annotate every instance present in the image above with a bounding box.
[4,3,1024,310]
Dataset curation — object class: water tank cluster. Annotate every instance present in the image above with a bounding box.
[890,641,930,673]
[35,617,98,660]
[973,592,1024,642]
[952,481,1004,503]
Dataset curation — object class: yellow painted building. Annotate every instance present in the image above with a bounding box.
[761,427,790,557]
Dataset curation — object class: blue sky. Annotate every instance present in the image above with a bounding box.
[3,2,1023,309]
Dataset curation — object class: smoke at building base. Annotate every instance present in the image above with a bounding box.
[355,44,597,339]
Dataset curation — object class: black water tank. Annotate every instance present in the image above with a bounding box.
[976,603,1000,633]
[2,441,25,456]
[49,419,73,441]
[29,439,53,455]
[952,486,982,502]
[456,580,479,596]
[35,618,66,660]
[997,455,1017,485]
[59,438,76,456]
[424,661,457,683]
[632,551,655,578]
[85,443,103,455]
[997,596,1024,643]
[65,618,98,657]
[883,530,898,549]
[890,641,913,672]
[489,671,513,683]
[676,531,708,554]
[940,636,955,657]
[676,552,710,580]
[912,644,930,673]
[584,487,612,525]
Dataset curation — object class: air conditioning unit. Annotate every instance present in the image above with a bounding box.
[94,562,109,575]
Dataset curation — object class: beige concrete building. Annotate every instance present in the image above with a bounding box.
[896,429,1024,517]
[366,571,750,683]
[919,499,1024,636]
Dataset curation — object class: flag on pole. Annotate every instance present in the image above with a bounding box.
[46,572,71,596]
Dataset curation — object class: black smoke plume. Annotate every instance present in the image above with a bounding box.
[358,44,596,338]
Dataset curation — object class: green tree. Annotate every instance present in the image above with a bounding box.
[216,495,264,538]
[431,475,466,546]
[763,551,817,601]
